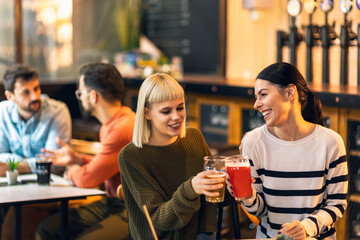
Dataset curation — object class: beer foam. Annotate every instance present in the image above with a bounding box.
[207,172,226,178]
[226,162,249,167]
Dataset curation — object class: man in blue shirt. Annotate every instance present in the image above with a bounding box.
[0,64,71,176]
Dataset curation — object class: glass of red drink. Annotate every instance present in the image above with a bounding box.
[226,154,252,201]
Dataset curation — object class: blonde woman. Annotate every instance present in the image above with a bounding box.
[118,73,231,240]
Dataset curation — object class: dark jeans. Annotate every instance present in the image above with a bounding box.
[37,197,128,240]
[129,231,213,239]
[196,233,214,240]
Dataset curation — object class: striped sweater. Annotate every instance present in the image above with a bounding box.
[118,127,222,240]
[241,125,348,239]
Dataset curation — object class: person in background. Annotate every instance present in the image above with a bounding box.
[0,64,71,240]
[0,64,71,176]
[37,62,135,240]
[118,73,232,240]
[228,62,348,239]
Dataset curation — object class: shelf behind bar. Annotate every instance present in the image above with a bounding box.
[124,75,360,110]
[1,75,357,110]
[349,194,360,204]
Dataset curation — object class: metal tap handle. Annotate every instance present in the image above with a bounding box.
[339,0,353,14]
[357,23,360,86]
[328,22,338,41]
[346,20,357,41]
[319,0,334,13]
[276,31,288,62]
[304,0,317,14]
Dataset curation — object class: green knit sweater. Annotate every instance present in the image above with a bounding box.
[118,127,220,240]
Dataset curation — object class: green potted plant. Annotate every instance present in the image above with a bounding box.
[6,158,22,185]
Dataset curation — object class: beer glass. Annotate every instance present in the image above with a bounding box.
[226,154,252,201]
[203,156,226,203]
[35,154,52,185]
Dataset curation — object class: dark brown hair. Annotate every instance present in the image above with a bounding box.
[3,64,39,92]
[79,62,124,103]
[256,62,324,126]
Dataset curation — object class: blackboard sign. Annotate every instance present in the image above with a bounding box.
[348,120,360,151]
[141,0,221,74]
[242,109,265,136]
[200,103,228,144]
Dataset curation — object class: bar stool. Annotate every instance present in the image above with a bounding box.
[214,203,241,240]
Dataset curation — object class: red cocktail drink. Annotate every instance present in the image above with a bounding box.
[226,155,252,201]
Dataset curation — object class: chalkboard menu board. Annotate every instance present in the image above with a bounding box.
[141,0,222,74]
[348,120,360,151]
[200,103,228,144]
[242,109,265,136]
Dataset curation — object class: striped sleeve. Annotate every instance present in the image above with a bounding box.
[240,133,268,218]
[301,135,348,237]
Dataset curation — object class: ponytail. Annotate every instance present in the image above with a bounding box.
[256,63,325,126]
[301,91,325,126]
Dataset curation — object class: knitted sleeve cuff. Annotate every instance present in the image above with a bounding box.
[182,177,200,201]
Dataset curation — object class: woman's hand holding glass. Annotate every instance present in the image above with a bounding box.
[226,175,256,201]
[191,170,225,198]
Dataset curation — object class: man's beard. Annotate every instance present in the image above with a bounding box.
[25,100,41,113]
[79,102,94,121]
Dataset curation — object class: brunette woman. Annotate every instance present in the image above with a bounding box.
[232,62,348,239]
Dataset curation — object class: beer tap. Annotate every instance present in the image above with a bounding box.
[356,1,360,87]
[339,0,356,86]
[276,30,288,62]
[304,0,320,83]
[358,23,360,87]
[319,0,336,85]
[287,0,303,66]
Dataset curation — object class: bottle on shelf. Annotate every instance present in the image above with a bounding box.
[352,211,360,238]
[355,168,360,193]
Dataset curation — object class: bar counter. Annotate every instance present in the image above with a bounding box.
[123,75,360,110]
[1,74,359,111]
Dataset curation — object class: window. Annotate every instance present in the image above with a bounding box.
[8,0,141,82]
[0,1,16,78]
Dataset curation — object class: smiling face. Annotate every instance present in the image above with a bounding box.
[145,97,186,146]
[254,79,291,127]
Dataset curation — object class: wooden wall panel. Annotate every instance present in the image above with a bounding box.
[226,0,360,88]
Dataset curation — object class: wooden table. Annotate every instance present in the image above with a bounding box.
[0,174,105,240]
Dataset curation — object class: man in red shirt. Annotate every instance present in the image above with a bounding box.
[37,62,135,239]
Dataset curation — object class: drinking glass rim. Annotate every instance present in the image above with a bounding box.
[204,156,226,161]
[225,154,248,159]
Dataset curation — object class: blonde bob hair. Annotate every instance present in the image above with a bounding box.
[133,73,186,148]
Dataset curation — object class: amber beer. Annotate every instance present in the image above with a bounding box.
[203,156,226,203]
[205,172,226,203]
